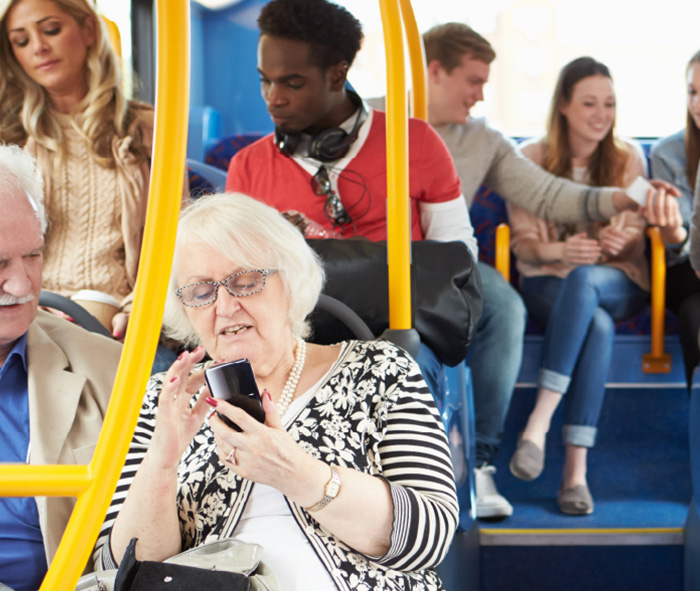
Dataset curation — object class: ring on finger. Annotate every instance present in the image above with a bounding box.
[226,447,237,466]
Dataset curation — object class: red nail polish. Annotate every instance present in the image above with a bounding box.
[113,330,122,338]
[177,352,186,361]
[263,389,272,402]
[170,376,178,383]
[205,397,218,407]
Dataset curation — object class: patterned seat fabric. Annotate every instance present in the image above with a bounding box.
[204,133,266,171]
[187,168,217,198]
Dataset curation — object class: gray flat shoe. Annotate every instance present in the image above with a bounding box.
[509,439,544,481]
[557,484,594,515]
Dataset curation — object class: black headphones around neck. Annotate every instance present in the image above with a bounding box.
[274,90,367,163]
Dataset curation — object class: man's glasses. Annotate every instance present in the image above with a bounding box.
[176,269,277,308]
[311,166,354,231]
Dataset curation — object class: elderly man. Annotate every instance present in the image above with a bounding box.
[0,145,121,591]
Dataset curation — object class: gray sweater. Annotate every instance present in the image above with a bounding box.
[433,118,618,222]
[364,97,619,223]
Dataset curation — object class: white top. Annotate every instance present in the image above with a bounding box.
[232,347,347,590]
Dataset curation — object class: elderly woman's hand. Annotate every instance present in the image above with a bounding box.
[148,346,212,472]
[209,392,329,507]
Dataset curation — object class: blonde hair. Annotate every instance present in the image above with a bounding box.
[541,57,628,188]
[0,0,149,167]
[164,193,326,346]
[686,50,700,192]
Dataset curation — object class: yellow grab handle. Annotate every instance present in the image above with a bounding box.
[495,223,511,283]
[398,0,426,121]
[643,226,671,373]
[379,0,412,330]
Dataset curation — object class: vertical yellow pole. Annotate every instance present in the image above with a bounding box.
[379,0,411,331]
[643,227,671,373]
[37,1,191,588]
[495,223,511,283]
[398,0,427,121]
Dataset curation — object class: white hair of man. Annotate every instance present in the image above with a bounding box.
[0,144,46,233]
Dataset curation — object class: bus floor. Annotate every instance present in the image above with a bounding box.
[474,355,689,590]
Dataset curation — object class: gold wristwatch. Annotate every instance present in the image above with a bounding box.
[306,465,341,512]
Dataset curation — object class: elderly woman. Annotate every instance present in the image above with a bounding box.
[94,193,458,591]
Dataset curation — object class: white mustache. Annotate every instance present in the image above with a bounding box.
[0,294,35,306]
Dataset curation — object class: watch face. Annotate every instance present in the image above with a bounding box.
[327,481,340,497]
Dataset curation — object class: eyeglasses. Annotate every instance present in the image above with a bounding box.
[176,269,278,308]
[311,166,354,230]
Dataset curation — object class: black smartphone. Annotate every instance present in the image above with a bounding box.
[204,358,265,431]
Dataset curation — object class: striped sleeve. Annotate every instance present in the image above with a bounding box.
[92,376,163,569]
[374,358,459,571]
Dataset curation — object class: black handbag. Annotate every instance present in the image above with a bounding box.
[114,538,250,591]
[307,239,483,366]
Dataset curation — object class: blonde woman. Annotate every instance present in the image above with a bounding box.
[507,57,652,515]
[0,0,183,366]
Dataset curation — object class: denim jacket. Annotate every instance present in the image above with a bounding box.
[650,129,692,265]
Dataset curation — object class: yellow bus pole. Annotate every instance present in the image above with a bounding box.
[31,1,189,588]
[398,0,427,121]
[379,0,412,332]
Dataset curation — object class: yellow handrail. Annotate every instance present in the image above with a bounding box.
[398,0,426,121]
[495,223,511,283]
[0,1,190,589]
[379,0,412,331]
[643,226,671,373]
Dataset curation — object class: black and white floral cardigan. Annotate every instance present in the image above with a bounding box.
[95,340,459,590]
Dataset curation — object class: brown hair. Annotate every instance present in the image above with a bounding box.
[541,57,628,187]
[686,50,700,192]
[423,22,495,72]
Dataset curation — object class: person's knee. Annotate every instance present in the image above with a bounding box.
[480,273,527,337]
[562,265,599,291]
[588,308,615,342]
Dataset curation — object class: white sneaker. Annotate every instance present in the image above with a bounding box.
[474,464,513,519]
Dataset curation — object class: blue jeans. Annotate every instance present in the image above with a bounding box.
[468,262,527,465]
[417,262,527,466]
[521,266,646,448]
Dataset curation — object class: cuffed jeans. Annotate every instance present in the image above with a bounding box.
[469,262,527,465]
[521,266,646,448]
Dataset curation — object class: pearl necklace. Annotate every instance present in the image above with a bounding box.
[276,338,307,416]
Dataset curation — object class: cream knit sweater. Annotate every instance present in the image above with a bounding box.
[25,105,156,309]
[42,112,129,300]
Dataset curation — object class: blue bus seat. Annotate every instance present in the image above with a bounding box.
[204,133,266,172]
[186,158,227,197]
[187,105,222,161]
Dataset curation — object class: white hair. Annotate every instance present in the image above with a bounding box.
[164,193,326,345]
[0,144,46,232]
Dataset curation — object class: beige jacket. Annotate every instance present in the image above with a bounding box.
[26,310,122,569]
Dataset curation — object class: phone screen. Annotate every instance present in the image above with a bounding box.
[204,359,265,431]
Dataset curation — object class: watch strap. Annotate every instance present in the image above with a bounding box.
[306,465,341,513]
